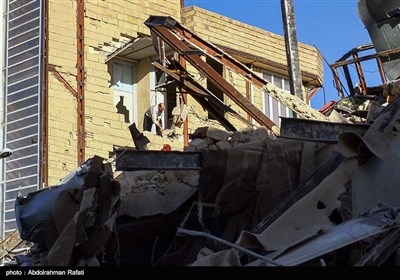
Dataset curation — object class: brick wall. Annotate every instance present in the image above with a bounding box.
[47,0,181,185]
[180,6,323,130]
[46,1,321,184]
[181,6,323,82]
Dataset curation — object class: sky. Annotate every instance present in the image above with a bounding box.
[184,0,378,109]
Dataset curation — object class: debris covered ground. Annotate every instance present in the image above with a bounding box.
[3,93,400,267]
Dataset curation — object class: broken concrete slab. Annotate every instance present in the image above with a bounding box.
[45,156,121,266]
[352,135,400,216]
[249,127,270,142]
[249,206,398,266]
[189,138,208,150]
[245,158,357,255]
[206,127,232,141]
[118,181,198,218]
[215,140,232,150]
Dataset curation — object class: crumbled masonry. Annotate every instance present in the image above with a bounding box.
[4,2,400,267]
[5,95,400,266]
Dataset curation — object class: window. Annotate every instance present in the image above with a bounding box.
[150,61,177,129]
[206,57,224,120]
[113,62,133,93]
[262,71,294,125]
[3,0,42,237]
[112,62,136,124]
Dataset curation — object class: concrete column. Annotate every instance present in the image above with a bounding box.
[281,0,304,100]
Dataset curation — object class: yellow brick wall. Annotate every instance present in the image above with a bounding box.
[181,6,323,82]
[180,6,324,131]
[47,0,181,185]
[47,0,78,184]
[47,74,78,184]
[46,1,319,184]
[136,57,152,129]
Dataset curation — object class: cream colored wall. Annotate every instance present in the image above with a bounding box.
[48,0,78,184]
[181,6,323,81]
[180,6,324,131]
[47,0,181,185]
[47,1,321,184]
[136,57,152,129]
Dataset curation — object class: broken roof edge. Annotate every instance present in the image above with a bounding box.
[105,32,156,63]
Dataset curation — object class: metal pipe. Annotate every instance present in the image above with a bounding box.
[177,228,282,266]
[179,56,189,147]
[352,52,367,94]
[376,57,387,84]
[41,0,49,187]
[77,0,85,164]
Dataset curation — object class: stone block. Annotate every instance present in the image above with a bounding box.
[215,140,232,150]
[206,127,230,141]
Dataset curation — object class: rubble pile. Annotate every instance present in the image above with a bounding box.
[9,156,122,266]
[184,126,273,151]
[117,169,199,196]
[322,80,400,124]
[4,98,400,267]
[116,169,199,219]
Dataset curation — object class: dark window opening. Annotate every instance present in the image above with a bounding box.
[166,82,177,129]
[115,96,130,123]
[155,64,176,129]
[206,57,223,120]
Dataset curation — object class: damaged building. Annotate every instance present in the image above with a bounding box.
[2,0,400,268]
[0,0,323,238]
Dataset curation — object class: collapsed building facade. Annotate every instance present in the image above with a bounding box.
[2,0,400,267]
[0,0,324,239]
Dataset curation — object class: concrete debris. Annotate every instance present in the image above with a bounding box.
[188,138,208,151]
[4,101,400,268]
[5,91,400,267]
[185,126,274,151]
[215,140,232,150]
[5,5,400,269]
[116,170,199,218]
[205,127,232,141]
[263,83,329,122]
[10,156,122,266]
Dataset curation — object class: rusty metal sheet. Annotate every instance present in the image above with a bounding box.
[280,117,370,143]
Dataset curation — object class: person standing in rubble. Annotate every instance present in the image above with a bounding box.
[143,102,165,136]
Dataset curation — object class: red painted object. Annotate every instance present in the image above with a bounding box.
[319,101,336,115]
[161,144,171,151]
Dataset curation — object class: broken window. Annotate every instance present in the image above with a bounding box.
[262,71,294,125]
[151,60,177,129]
[206,57,224,120]
[112,61,136,124]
